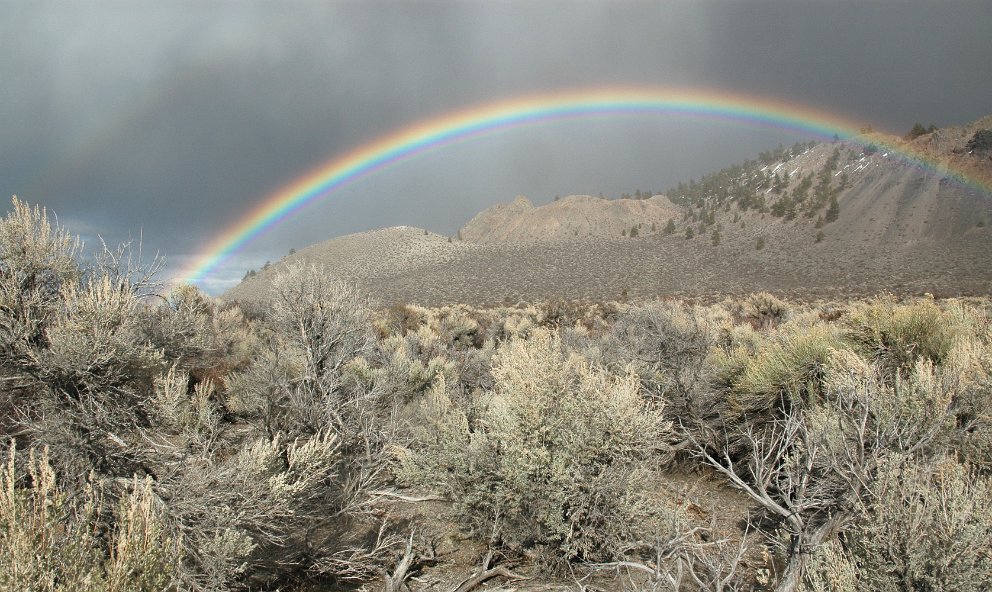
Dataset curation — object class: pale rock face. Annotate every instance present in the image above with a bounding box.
[458,194,679,244]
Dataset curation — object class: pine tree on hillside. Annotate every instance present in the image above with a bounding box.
[825,195,840,223]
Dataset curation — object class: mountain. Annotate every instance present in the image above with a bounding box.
[224,117,992,306]
[458,193,680,243]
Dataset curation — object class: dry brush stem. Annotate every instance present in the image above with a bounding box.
[451,565,528,592]
[687,411,847,592]
[382,531,415,592]
[590,522,747,592]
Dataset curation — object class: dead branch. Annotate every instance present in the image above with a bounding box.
[383,531,416,592]
[451,566,528,592]
[370,490,446,503]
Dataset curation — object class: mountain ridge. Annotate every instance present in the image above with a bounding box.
[224,116,992,306]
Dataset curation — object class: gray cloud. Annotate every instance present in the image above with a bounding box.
[2,0,990,293]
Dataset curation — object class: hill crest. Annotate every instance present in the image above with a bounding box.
[225,116,992,306]
[458,193,680,243]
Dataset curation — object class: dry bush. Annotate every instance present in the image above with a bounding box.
[376,302,430,338]
[146,362,386,589]
[156,432,344,590]
[1,203,404,589]
[537,298,590,329]
[141,284,215,369]
[141,286,261,386]
[408,322,450,361]
[844,296,971,379]
[695,327,992,592]
[0,445,180,591]
[840,302,992,468]
[606,300,716,403]
[693,339,976,592]
[741,292,791,329]
[849,456,992,591]
[820,349,954,459]
[270,262,374,382]
[941,328,992,470]
[344,335,456,406]
[403,329,674,566]
[229,263,382,441]
[435,305,485,348]
[481,304,541,342]
[0,197,81,349]
[723,321,844,423]
[802,540,857,592]
[10,270,167,478]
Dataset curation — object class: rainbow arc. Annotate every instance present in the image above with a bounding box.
[178,86,990,287]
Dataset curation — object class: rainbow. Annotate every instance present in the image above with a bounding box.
[178,86,990,287]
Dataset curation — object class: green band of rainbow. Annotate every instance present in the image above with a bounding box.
[178,86,990,286]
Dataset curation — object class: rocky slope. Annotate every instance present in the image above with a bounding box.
[458,193,680,243]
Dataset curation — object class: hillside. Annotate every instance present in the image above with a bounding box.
[225,117,992,307]
[458,193,680,243]
[225,226,480,302]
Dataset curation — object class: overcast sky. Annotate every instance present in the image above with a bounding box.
[3,0,990,293]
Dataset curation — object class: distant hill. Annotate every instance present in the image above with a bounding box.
[458,193,680,243]
[224,116,992,307]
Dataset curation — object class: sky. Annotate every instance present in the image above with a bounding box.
[2,0,990,294]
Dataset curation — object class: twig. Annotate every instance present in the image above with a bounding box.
[383,531,416,592]
[451,566,528,592]
[371,490,446,503]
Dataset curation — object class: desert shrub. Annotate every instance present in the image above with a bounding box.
[435,305,485,348]
[343,336,455,405]
[742,291,791,328]
[141,286,261,385]
[403,329,673,565]
[157,432,345,589]
[376,302,429,338]
[0,197,81,347]
[725,321,844,421]
[152,361,395,589]
[538,298,589,329]
[841,300,992,463]
[38,276,164,396]
[0,445,180,591]
[606,300,716,402]
[206,304,263,376]
[445,336,498,393]
[697,341,975,592]
[482,305,541,342]
[224,347,301,437]
[396,323,448,364]
[0,199,175,478]
[1,202,404,588]
[270,263,374,380]
[802,539,858,592]
[845,297,970,379]
[849,456,992,591]
[710,311,763,356]
[820,349,956,459]
[10,272,167,478]
[103,476,180,591]
[148,366,223,453]
[230,263,380,441]
[141,284,215,369]
[930,335,992,469]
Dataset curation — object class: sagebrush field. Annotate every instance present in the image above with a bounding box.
[2,198,991,591]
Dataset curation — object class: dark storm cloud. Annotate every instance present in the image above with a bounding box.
[2,1,990,293]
